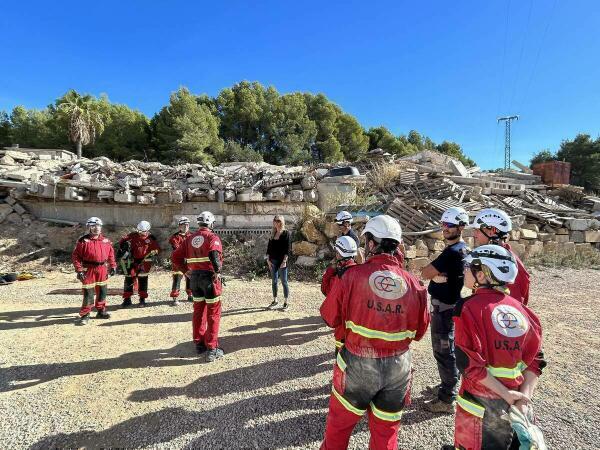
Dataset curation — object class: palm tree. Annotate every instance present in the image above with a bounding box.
[57,90,104,158]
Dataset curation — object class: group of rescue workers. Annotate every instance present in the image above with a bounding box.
[71,204,546,449]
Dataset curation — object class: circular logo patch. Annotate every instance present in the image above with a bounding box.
[191,235,205,248]
[368,270,407,300]
[491,305,529,338]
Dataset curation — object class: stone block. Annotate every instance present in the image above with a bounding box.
[303,189,318,203]
[566,219,592,231]
[464,237,475,249]
[537,232,554,242]
[292,241,319,257]
[509,230,521,241]
[64,186,89,201]
[301,175,317,190]
[3,150,31,161]
[543,242,558,253]
[324,221,339,239]
[584,230,600,243]
[0,155,16,165]
[414,239,430,257]
[12,203,26,215]
[521,223,539,232]
[570,231,585,243]
[424,238,445,252]
[6,212,22,224]
[73,172,91,182]
[555,227,569,235]
[407,257,430,271]
[554,234,570,243]
[169,190,184,203]
[114,191,136,203]
[0,203,12,222]
[520,229,538,240]
[559,242,576,255]
[575,243,592,252]
[301,220,327,244]
[508,242,526,258]
[4,196,16,205]
[289,190,304,202]
[97,190,114,200]
[525,241,544,257]
[404,246,417,259]
[137,194,156,205]
[462,228,474,238]
[295,256,318,267]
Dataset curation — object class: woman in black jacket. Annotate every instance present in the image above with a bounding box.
[266,215,290,311]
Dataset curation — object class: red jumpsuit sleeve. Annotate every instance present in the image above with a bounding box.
[169,235,178,250]
[119,234,131,246]
[413,283,430,341]
[107,243,117,269]
[172,242,186,271]
[321,266,336,296]
[454,306,489,383]
[522,308,545,376]
[320,278,345,329]
[150,237,161,254]
[72,241,84,273]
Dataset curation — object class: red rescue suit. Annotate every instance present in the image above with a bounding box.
[502,242,530,305]
[119,232,160,300]
[72,233,116,317]
[169,231,192,299]
[172,228,223,349]
[453,288,545,450]
[320,253,430,450]
[321,259,357,351]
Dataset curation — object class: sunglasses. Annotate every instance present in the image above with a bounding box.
[441,222,459,229]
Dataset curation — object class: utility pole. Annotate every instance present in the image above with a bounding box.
[497,115,519,170]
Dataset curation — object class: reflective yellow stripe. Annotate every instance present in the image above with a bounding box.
[137,273,149,277]
[81,283,95,289]
[336,352,347,372]
[205,297,221,304]
[487,361,528,379]
[457,395,484,418]
[193,297,205,302]
[96,281,108,286]
[172,271,183,276]
[369,402,402,422]
[345,321,416,342]
[332,387,365,416]
[186,257,210,263]
[335,340,344,349]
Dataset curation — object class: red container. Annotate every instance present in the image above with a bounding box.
[532,161,571,186]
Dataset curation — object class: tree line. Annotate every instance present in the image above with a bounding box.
[0,81,475,166]
[530,134,600,192]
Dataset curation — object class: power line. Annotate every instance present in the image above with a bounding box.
[497,0,512,116]
[508,0,534,112]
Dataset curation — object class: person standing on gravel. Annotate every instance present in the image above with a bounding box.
[470,208,531,305]
[119,220,160,308]
[72,217,117,325]
[169,217,193,306]
[320,215,430,450]
[320,235,358,354]
[266,215,291,311]
[420,207,470,414]
[444,244,545,450]
[172,211,225,362]
[335,210,364,264]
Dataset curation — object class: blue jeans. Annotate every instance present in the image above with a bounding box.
[430,301,459,403]
[270,259,289,299]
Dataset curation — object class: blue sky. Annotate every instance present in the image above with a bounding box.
[1,0,599,168]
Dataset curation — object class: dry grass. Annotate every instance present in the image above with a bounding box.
[526,247,600,269]
[366,162,401,192]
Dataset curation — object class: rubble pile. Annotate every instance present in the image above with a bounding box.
[291,151,600,268]
[0,148,323,206]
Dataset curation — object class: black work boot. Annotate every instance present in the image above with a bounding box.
[206,348,224,362]
[95,310,111,319]
[187,295,193,302]
[121,298,132,308]
[196,343,207,354]
[139,298,147,307]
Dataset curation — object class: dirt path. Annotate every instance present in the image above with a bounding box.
[1,268,599,449]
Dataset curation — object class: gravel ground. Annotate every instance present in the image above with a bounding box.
[0,267,599,449]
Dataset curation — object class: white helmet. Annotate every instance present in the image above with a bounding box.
[178,216,191,225]
[441,207,469,226]
[197,211,216,227]
[464,244,518,284]
[86,216,103,227]
[335,210,353,224]
[361,215,402,243]
[137,220,151,232]
[335,236,358,258]
[469,208,512,234]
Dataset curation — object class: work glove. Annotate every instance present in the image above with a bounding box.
[76,272,85,282]
[109,268,116,277]
[503,405,547,450]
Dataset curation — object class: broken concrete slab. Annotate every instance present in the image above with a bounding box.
[12,203,26,215]
[584,230,600,243]
[295,256,318,267]
[520,229,538,240]
[114,191,136,203]
[64,186,90,201]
